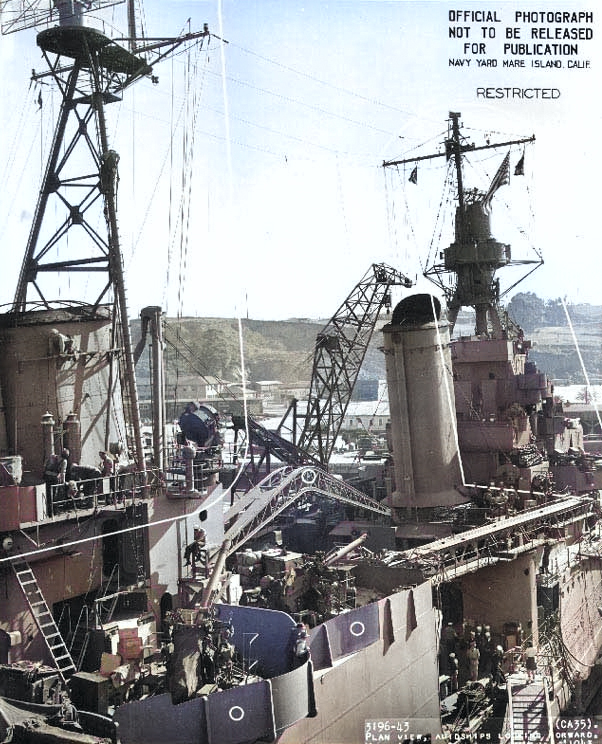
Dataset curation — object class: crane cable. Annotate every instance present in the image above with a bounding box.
[430,293,467,487]
[167,38,210,403]
[175,41,209,319]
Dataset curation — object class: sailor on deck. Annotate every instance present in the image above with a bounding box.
[292,623,310,669]
[524,642,537,682]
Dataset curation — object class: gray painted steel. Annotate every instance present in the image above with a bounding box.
[203,680,275,744]
[214,605,297,678]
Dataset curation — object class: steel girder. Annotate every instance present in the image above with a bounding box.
[223,465,391,556]
[388,495,596,583]
[297,263,412,465]
[12,28,150,313]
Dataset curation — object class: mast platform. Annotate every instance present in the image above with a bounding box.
[37,25,151,75]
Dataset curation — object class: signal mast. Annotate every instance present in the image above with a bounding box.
[383,112,541,337]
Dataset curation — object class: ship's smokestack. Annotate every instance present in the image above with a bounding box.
[382,294,464,514]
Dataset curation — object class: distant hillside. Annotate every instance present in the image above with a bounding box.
[455,304,602,383]
[505,295,602,382]
[133,303,602,401]
[528,324,602,384]
[133,317,325,399]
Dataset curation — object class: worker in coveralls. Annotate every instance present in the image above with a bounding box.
[292,623,310,668]
[524,642,537,682]
[467,641,480,682]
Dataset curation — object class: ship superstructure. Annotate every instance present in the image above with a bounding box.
[0,3,233,740]
[0,3,601,737]
[377,112,602,736]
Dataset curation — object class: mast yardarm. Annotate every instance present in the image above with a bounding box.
[383,112,539,337]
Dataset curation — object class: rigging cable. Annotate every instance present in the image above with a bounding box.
[205,67,398,139]
[430,293,467,487]
[398,165,415,256]
[165,55,175,307]
[168,41,210,403]
[383,166,400,264]
[562,298,602,434]
[175,42,207,319]
[165,55,184,404]
[426,162,455,277]
[129,33,212,271]
[335,153,350,257]
[226,41,420,119]
[177,46,196,318]
[0,81,35,188]
[227,317,251,494]
[217,0,250,484]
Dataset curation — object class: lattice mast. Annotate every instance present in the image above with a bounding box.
[297,263,412,465]
[2,0,213,470]
[383,112,539,337]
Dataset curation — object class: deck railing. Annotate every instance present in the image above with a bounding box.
[45,468,162,517]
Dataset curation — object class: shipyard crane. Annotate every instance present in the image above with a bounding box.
[135,265,411,483]
[221,465,390,557]
[1,0,219,471]
[292,263,412,465]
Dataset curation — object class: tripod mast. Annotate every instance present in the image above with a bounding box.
[5,0,213,470]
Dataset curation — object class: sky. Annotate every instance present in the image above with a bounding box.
[0,0,599,321]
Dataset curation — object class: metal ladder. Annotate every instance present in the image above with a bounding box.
[94,562,121,627]
[509,679,551,744]
[68,605,91,671]
[11,558,76,681]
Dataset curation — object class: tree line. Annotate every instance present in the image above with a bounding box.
[506,293,578,332]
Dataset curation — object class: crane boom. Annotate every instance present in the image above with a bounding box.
[297,263,412,464]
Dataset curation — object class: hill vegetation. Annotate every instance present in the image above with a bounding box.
[133,296,602,398]
[506,293,602,383]
[134,317,324,400]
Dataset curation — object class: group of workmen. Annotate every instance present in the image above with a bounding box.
[477,470,557,519]
[441,622,506,691]
[195,619,237,690]
[43,447,126,515]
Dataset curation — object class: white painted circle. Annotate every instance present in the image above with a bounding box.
[349,621,365,637]
[229,706,245,722]
[301,468,317,484]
